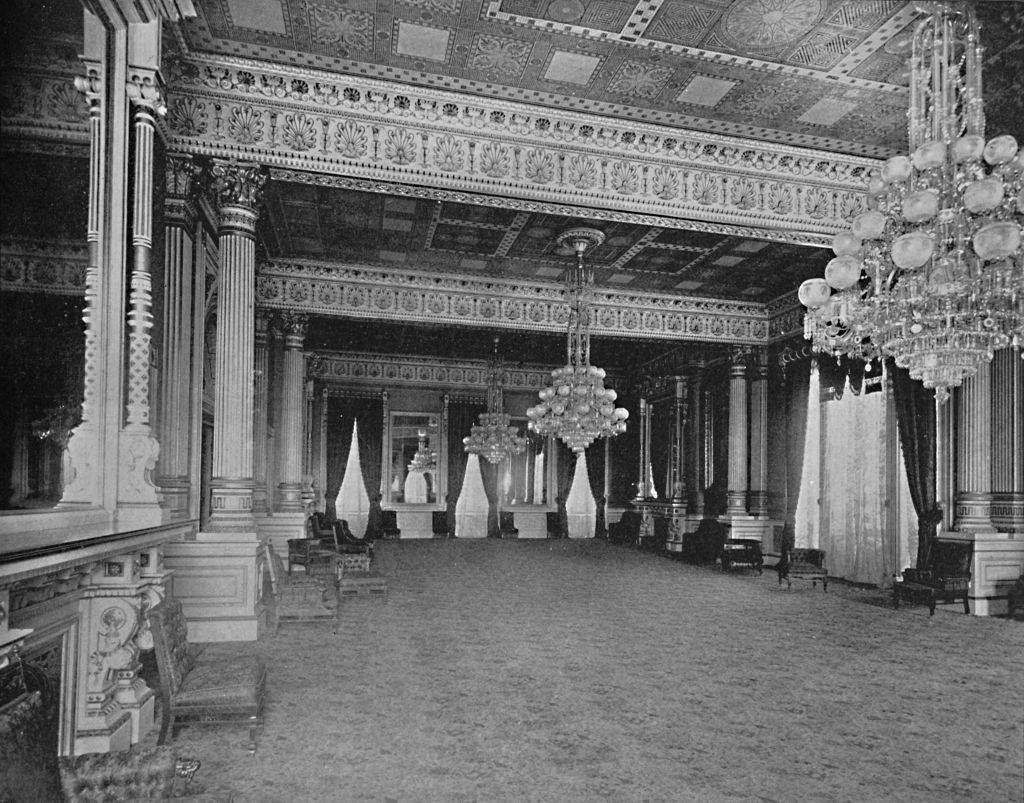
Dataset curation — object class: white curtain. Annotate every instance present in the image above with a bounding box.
[403,470,428,503]
[455,454,488,538]
[532,449,545,504]
[566,452,596,539]
[808,377,919,586]
[794,365,821,549]
[334,419,370,539]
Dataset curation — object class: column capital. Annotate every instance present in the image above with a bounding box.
[210,160,266,213]
[280,312,308,349]
[126,67,166,116]
[255,310,273,346]
[74,65,103,115]
[729,345,751,377]
[165,155,201,228]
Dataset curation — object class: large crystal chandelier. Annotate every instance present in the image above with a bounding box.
[800,2,1023,402]
[526,228,629,452]
[463,337,528,464]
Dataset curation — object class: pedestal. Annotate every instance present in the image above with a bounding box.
[943,530,1024,616]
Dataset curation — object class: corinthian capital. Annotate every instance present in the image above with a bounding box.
[210,160,266,212]
[280,311,308,348]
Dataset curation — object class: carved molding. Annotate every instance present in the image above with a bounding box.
[258,259,769,344]
[162,56,876,239]
[766,293,807,342]
[317,351,555,393]
[0,238,88,295]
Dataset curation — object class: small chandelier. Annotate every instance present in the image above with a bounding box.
[526,227,629,452]
[408,429,436,472]
[463,337,528,464]
[800,2,1023,402]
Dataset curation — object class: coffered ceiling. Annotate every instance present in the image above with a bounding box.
[180,0,1024,159]
[259,178,830,301]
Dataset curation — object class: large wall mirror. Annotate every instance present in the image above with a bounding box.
[386,412,443,506]
[499,421,553,508]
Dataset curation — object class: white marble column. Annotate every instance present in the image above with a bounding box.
[725,346,750,516]
[991,347,1024,532]
[954,363,995,531]
[277,312,308,511]
[252,311,271,515]
[748,348,769,516]
[156,155,199,520]
[670,377,687,502]
[207,161,265,531]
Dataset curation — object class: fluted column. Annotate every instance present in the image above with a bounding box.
[252,311,271,515]
[725,346,750,516]
[670,377,687,502]
[954,363,994,531]
[156,155,200,520]
[208,161,266,530]
[635,397,649,499]
[116,73,165,523]
[277,312,308,511]
[991,347,1024,532]
[748,348,769,516]
[688,370,705,516]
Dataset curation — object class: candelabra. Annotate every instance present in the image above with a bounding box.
[463,337,528,464]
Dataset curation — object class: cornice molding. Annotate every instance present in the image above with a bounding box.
[163,54,876,241]
[1,238,88,296]
[315,351,555,393]
[257,258,769,344]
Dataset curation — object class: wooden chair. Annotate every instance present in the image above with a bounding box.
[381,509,401,539]
[331,519,374,556]
[893,540,972,616]
[777,548,828,591]
[721,538,764,574]
[432,510,453,538]
[147,598,266,753]
[499,511,519,538]
[607,510,642,546]
[264,543,337,630]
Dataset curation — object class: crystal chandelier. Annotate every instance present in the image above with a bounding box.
[526,227,629,452]
[463,337,528,464]
[408,429,436,472]
[800,2,1023,402]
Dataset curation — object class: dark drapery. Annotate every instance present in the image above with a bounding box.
[650,400,673,498]
[607,391,639,504]
[555,439,575,537]
[325,395,383,523]
[478,458,500,537]
[782,356,812,554]
[447,400,486,532]
[887,357,941,568]
[585,441,607,537]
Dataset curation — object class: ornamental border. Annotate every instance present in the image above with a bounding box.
[0,238,88,295]
[257,259,769,344]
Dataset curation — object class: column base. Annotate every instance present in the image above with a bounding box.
[725,490,748,516]
[954,493,994,531]
[717,514,774,542]
[209,480,255,532]
[74,710,133,756]
[991,493,1024,533]
[942,530,1024,616]
[256,511,308,558]
[276,483,306,512]
[156,476,191,521]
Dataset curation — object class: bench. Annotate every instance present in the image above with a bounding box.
[777,548,828,591]
[721,538,763,574]
[148,598,266,753]
[893,540,971,616]
[265,542,338,629]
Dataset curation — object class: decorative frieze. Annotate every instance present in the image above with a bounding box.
[162,57,875,238]
[0,237,87,295]
[766,293,806,341]
[317,351,554,392]
[258,259,769,344]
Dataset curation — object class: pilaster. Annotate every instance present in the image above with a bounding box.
[688,369,705,517]
[954,363,995,532]
[725,346,750,516]
[277,312,308,512]
[748,348,769,516]
[252,311,271,515]
[156,154,200,520]
[991,347,1024,532]
[206,160,266,531]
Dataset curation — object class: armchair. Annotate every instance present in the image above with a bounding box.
[265,543,338,629]
[607,510,641,546]
[777,548,828,591]
[148,598,267,753]
[381,509,401,539]
[893,540,972,615]
[332,520,373,556]
[499,511,519,539]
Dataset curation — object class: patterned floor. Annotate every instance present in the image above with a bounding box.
[170,540,1023,802]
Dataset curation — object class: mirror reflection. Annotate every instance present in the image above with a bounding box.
[500,423,549,507]
[389,413,438,504]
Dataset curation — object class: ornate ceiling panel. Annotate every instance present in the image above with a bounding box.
[260,178,828,301]
[178,1,1023,158]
